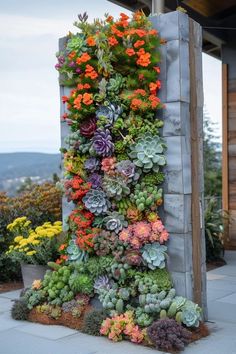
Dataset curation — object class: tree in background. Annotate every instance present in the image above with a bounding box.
[203,110,222,198]
[203,110,224,263]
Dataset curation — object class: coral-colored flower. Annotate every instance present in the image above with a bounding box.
[62,96,68,103]
[106,15,114,23]
[58,243,67,251]
[82,92,93,105]
[108,36,119,46]
[73,94,83,109]
[120,13,129,21]
[134,40,145,48]
[85,64,98,79]
[154,66,161,74]
[111,25,124,38]
[160,229,169,243]
[149,29,158,36]
[137,51,151,67]
[77,84,84,90]
[87,36,96,46]
[134,89,146,96]
[126,48,135,56]
[136,29,147,37]
[76,52,91,65]
[68,51,76,60]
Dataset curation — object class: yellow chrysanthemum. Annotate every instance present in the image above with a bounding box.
[26,251,36,256]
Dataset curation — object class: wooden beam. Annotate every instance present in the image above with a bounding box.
[222,64,229,212]
[222,64,229,247]
[183,0,236,17]
[189,20,202,306]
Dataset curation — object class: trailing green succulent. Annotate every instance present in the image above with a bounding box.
[129,133,166,173]
[141,243,167,270]
[131,183,163,211]
[116,198,133,216]
[141,172,165,186]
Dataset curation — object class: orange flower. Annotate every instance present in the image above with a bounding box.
[134,89,146,96]
[135,29,147,37]
[108,36,118,46]
[126,48,136,56]
[133,11,143,21]
[87,36,96,46]
[149,81,161,94]
[149,95,160,108]
[59,244,67,251]
[149,29,158,36]
[73,94,83,109]
[76,52,91,65]
[111,25,124,38]
[84,83,91,89]
[106,15,114,23]
[85,65,98,79]
[154,66,160,74]
[134,40,145,48]
[120,13,129,21]
[62,96,68,103]
[131,98,143,110]
[68,51,76,60]
[82,93,93,105]
[77,84,84,90]
[136,51,151,67]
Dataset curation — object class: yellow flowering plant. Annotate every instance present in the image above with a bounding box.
[6,217,63,265]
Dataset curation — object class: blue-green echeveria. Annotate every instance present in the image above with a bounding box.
[141,242,167,270]
[82,189,110,215]
[129,133,166,173]
[181,301,202,327]
[66,239,88,262]
[103,211,128,234]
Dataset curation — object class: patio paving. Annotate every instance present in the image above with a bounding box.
[0,251,236,354]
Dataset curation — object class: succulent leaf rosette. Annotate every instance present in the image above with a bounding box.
[141,242,167,270]
[92,129,114,157]
[103,211,128,234]
[83,189,110,215]
[129,133,167,173]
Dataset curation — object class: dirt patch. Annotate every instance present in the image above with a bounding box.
[206,259,226,271]
[189,322,210,342]
[0,282,23,294]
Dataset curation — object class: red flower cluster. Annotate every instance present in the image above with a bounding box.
[64,176,91,202]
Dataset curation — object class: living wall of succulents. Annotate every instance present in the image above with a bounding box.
[15,11,204,352]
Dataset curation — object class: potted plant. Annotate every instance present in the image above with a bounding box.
[6,217,62,287]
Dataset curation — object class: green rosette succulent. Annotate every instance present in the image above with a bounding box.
[82,189,110,215]
[129,133,167,173]
[181,301,202,327]
[141,243,167,270]
[66,239,88,262]
[103,211,128,234]
[102,175,130,200]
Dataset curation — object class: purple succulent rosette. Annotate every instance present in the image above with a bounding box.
[92,128,114,157]
[116,160,140,182]
[88,173,102,189]
[84,157,100,172]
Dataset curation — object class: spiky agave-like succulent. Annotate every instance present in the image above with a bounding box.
[103,211,128,234]
[92,128,114,157]
[129,133,167,173]
[102,174,130,200]
[83,189,110,215]
[141,242,167,270]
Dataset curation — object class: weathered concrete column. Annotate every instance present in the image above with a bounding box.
[151,12,207,313]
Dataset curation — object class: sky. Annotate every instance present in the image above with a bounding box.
[0,0,222,153]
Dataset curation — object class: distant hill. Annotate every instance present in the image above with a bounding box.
[0,152,61,194]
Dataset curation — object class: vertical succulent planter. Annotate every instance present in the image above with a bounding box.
[55,10,205,349]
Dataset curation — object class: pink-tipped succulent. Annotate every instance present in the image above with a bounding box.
[101,157,116,174]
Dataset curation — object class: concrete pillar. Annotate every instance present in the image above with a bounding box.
[150,12,207,312]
